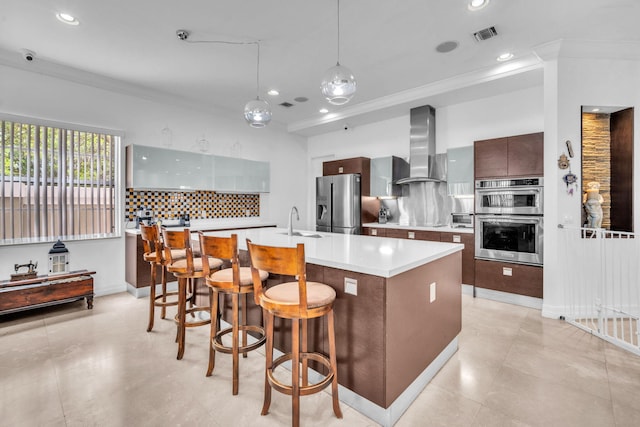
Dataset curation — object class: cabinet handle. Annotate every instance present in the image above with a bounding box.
[502,267,513,276]
[453,235,461,243]
[338,166,344,173]
[408,231,415,239]
[371,229,377,236]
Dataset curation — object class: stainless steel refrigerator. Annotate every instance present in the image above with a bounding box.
[316,174,361,234]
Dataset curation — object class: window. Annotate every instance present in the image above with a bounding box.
[1,116,121,244]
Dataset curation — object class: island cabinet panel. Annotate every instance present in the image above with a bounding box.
[319,267,386,407]
[475,259,543,298]
[440,232,475,285]
[323,157,371,196]
[385,251,461,406]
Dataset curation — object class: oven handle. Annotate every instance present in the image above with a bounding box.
[475,215,543,224]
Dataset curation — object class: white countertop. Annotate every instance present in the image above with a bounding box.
[363,222,474,234]
[124,219,277,235]
[201,227,463,278]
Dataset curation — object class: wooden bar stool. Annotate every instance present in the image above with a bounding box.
[198,232,268,395]
[162,227,223,360]
[246,240,342,427]
[140,224,180,332]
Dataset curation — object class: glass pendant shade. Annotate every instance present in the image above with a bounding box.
[321,63,356,106]
[244,97,272,128]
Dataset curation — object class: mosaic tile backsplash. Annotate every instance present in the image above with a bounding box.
[126,189,260,221]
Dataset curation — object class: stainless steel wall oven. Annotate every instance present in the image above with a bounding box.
[475,178,544,266]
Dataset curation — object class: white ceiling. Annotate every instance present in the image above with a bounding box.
[1,0,639,135]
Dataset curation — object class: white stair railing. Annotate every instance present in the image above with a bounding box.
[558,225,640,356]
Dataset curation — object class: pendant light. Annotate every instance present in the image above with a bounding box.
[244,41,272,127]
[320,0,356,105]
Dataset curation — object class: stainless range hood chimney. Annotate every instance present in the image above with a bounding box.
[396,105,447,184]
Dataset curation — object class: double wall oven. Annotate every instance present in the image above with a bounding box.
[475,177,543,266]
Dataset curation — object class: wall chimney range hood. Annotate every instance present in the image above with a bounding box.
[395,105,447,184]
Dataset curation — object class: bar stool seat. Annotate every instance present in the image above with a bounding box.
[247,240,342,427]
[163,227,223,360]
[199,232,268,395]
[140,224,181,333]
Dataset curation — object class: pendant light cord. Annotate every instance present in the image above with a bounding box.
[183,38,261,99]
[337,0,341,66]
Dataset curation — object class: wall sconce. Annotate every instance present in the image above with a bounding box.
[48,239,70,275]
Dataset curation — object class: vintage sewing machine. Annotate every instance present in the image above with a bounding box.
[11,261,38,281]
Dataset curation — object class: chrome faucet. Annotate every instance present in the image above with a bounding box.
[287,206,299,236]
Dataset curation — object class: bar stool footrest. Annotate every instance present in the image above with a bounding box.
[174,306,211,328]
[267,352,335,396]
[153,291,179,307]
[213,325,266,354]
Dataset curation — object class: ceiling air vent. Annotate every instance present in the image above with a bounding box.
[279,102,294,108]
[473,26,498,42]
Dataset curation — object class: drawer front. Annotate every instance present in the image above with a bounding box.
[474,259,542,298]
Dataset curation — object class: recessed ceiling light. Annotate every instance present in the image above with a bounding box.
[468,0,489,11]
[267,89,279,96]
[56,12,79,25]
[496,52,514,62]
[592,108,600,112]
[319,108,329,114]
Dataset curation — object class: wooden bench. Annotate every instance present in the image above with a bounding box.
[0,270,95,316]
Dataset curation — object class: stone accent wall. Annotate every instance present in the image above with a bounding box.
[125,190,259,221]
[581,113,611,228]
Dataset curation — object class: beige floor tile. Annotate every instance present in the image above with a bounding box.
[395,383,481,427]
[3,292,640,427]
[502,340,611,400]
[483,366,616,427]
[471,405,534,427]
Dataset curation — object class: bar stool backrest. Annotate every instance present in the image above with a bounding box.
[162,228,194,274]
[198,232,240,287]
[140,223,162,264]
[246,239,309,313]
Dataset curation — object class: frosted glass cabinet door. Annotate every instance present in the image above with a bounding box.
[447,146,474,196]
[212,156,270,193]
[128,145,211,190]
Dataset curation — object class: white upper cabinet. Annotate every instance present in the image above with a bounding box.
[126,145,269,193]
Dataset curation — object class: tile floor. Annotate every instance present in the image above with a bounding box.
[1,292,639,427]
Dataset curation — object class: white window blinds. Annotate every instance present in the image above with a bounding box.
[1,119,120,244]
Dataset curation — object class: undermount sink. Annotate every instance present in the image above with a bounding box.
[279,231,323,238]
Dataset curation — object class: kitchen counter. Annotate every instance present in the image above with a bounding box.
[363,222,474,234]
[202,227,462,427]
[124,218,277,235]
[202,227,462,278]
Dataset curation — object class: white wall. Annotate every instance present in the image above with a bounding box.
[0,64,308,295]
[542,55,640,318]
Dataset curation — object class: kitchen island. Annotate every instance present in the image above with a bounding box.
[202,227,463,427]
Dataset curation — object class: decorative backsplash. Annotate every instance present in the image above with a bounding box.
[125,189,260,221]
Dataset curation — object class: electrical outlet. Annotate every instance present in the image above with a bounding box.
[344,277,357,296]
[430,282,436,303]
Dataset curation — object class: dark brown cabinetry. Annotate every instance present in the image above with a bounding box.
[363,227,475,285]
[363,227,386,237]
[323,157,371,196]
[474,132,543,178]
[474,259,542,298]
[440,232,475,286]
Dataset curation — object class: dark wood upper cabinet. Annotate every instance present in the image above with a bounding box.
[474,132,544,179]
[507,133,544,177]
[474,137,508,178]
[323,157,370,196]
[609,108,634,232]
